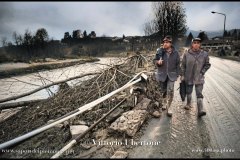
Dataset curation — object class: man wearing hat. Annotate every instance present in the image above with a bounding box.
[180,38,211,117]
[155,35,180,117]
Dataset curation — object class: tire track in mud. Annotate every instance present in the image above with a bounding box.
[210,62,240,95]
[206,69,240,124]
[204,70,240,158]
[204,89,240,157]
[128,80,213,158]
[208,57,240,128]
[210,57,240,80]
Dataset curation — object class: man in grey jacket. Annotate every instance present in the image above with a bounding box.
[180,38,211,117]
[155,36,180,117]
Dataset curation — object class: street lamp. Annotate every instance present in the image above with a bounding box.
[211,11,226,43]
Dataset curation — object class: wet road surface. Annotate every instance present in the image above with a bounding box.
[129,56,240,158]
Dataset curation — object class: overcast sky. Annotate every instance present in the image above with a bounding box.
[0,1,239,42]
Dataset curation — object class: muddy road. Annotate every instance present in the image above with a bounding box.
[0,56,239,158]
[129,56,240,158]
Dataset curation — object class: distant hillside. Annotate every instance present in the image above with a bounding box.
[186,29,240,39]
[186,29,223,38]
[228,29,240,35]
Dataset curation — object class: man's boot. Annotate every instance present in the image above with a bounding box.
[166,96,173,117]
[197,98,206,117]
[184,94,192,110]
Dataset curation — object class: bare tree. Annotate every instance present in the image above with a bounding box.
[72,30,81,39]
[143,20,156,36]
[1,37,7,47]
[35,28,49,44]
[64,32,71,39]
[7,41,13,46]
[197,31,209,42]
[145,2,188,44]
[23,29,33,46]
[23,29,34,57]
[17,34,24,46]
[13,31,19,46]
[89,31,96,38]
[12,31,23,46]
[83,30,87,38]
[185,32,193,46]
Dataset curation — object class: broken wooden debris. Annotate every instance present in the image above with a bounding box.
[133,97,151,111]
[105,108,125,123]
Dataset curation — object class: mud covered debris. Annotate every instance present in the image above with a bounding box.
[0,52,163,158]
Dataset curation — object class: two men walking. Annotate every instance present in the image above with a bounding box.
[155,36,211,118]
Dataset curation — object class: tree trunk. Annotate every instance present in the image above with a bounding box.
[0,99,47,110]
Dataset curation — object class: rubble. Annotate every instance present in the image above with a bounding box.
[109,110,149,137]
[0,53,161,158]
[70,125,89,138]
[95,129,108,140]
[133,97,151,111]
[105,108,125,123]
[111,151,128,158]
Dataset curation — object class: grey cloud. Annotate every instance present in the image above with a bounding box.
[184,2,240,31]
[0,2,15,40]
[0,2,239,43]
[0,2,152,41]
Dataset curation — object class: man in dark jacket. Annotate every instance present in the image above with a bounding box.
[155,36,180,117]
[180,38,211,117]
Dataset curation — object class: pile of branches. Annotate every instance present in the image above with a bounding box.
[0,52,159,158]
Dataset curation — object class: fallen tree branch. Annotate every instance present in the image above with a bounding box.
[0,99,47,110]
[0,72,146,150]
[10,77,41,87]
[0,72,101,104]
[51,98,127,159]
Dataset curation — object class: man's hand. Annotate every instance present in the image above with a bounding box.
[180,76,184,81]
[157,58,163,65]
